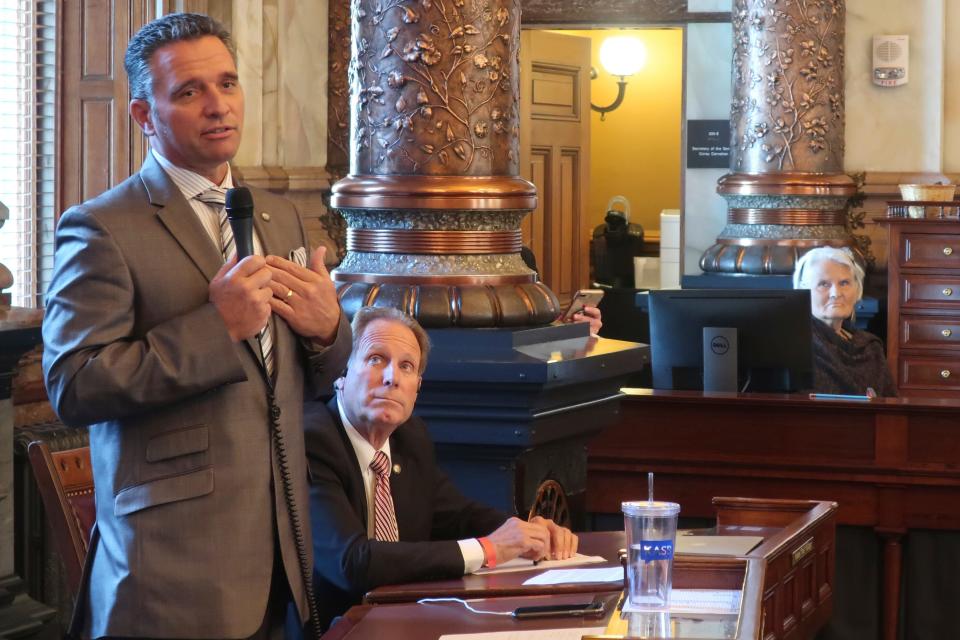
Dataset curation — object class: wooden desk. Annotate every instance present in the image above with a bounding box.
[588,390,960,640]
[333,560,760,640]
[325,592,628,640]
[347,498,835,640]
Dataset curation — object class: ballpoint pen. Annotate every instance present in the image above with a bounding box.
[808,392,873,401]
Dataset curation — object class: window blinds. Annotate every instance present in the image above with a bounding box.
[0,0,56,308]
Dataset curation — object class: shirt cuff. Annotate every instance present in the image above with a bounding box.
[458,538,485,574]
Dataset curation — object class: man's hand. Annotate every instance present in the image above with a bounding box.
[572,305,602,336]
[486,517,551,564]
[209,255,274,342]
[265,246,341,345]
[529,516,578,560]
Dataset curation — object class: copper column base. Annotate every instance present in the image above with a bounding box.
[330,175,560,327]
[700,173,859,276]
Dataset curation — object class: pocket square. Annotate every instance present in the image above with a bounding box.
[289,246,308,267]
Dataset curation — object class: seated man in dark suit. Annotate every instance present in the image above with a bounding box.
[304,306,578,630]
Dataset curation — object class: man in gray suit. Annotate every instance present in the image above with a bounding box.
[41,13,349,639]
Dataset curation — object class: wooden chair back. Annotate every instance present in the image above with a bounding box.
[527,478,572,529]
[27,441,95,595]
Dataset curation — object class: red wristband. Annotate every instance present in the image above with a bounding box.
[478,536,497,568]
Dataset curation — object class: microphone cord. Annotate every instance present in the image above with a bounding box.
[255,331,323,640]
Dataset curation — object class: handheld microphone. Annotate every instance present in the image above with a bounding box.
[225,186,255,259]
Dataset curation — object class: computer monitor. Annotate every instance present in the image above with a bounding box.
[648,289,813,392]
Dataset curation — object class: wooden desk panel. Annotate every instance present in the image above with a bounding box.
[588,390,960,640]
[354,498,835,640]
[326,593,622,640]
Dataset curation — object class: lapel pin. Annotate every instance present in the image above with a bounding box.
[393,463,402,474]
[261,211,271,221]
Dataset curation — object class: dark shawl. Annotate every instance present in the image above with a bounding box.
[810,318,898,397]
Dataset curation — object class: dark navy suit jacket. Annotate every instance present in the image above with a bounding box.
[304,399,508,630]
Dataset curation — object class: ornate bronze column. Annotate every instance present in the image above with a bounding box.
[700,0,856,275]
[330,0,558,327]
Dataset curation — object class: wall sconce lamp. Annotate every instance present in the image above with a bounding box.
[591,35,647,121]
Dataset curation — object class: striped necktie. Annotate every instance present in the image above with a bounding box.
[196,187,275,376]
[196,187,235,260]
[370,451,399,542]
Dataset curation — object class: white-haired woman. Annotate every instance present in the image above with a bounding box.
[793,247,897,397]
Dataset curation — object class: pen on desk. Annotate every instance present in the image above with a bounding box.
[808,392,873,401]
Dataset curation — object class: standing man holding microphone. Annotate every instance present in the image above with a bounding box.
[42,13,349,639]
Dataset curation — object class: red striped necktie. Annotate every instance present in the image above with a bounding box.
[370,450,399,542]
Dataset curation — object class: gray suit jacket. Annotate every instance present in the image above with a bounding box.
[42,153,351,639]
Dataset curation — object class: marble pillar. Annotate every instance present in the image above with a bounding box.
[330,0,559,326]
[0,308,55,637]
[0,201,13,305]
[227,0,346,261]
[700,0,857,275]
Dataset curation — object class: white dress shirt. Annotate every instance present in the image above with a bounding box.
[151,149,266,258]
[336,398,485,573]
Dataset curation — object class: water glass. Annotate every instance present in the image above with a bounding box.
[622,500,681,610]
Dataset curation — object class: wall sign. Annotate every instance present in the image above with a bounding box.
[687,120,730,169]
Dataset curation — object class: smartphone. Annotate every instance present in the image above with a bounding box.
[561,288,605,322]
[512,596,607,619]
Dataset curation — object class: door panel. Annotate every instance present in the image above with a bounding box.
[520,30,591,306]
[59,0,155,215]
[523,150,550,269]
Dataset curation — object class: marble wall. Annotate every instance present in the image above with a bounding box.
[0,396,11,578]
[845,0,944,173]
[225,0,341,261]
[683,21,732,275]
[688,0,732,11]
[233,0,328,171]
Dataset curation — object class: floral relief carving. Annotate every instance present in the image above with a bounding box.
[350,0,520,176]
[730,0,845,173]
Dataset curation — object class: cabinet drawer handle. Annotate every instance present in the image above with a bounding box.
[944,288,954,297]
[945,247,955,256]
[945,329,954,338]
[943,370,952,379]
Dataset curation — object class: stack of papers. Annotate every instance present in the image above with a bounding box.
[522,567,623,586]
[475,553,606,576]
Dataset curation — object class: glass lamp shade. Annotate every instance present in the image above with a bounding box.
[598,35,646,77]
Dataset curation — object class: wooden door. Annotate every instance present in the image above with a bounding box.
[519,30,591,306]
[58,1,157,216]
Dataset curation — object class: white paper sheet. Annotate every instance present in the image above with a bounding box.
[439,627,608,640]
[621,589,741,615]
[474,553,606,576]
[522,566,624,586]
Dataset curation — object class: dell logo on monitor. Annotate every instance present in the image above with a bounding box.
[710,335,730,355]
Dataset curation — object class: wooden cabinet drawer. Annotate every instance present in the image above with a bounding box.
[901,315,960,349]
[902,233,960,269]
[902,274,960,308]
[899,356,960,392]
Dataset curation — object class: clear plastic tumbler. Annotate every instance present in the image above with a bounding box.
[626,611,673,638]
[622,500,681,610]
